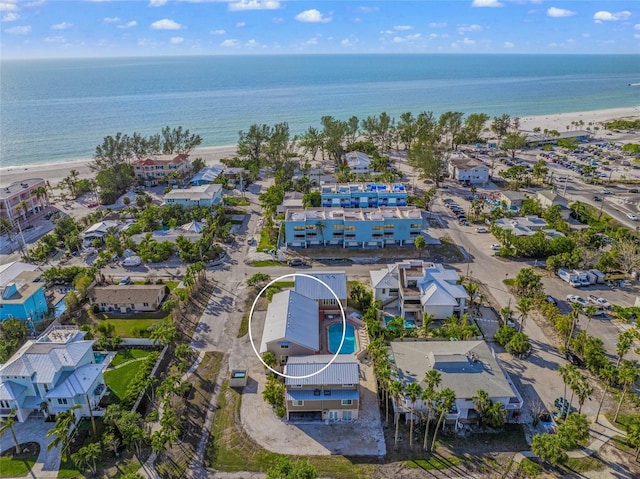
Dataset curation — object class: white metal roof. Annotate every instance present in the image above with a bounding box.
[285,355,359,386]
[0,261,39,287]
[46,363,105,399]
[260,290,319,353]
[294,272,347,301]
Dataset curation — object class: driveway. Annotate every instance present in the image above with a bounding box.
[0,416,61,479]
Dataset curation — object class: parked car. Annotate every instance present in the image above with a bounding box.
[587,295,611,308]
[602,190,612,195]
[119,276,132,285]
[565,351,585,367]
[491,244,502,250]
[627,213,638,221]
[475,227,488,233]
[628,188,639,194]
[288,258,306,267]
[566,295,588,306]
[546,295,558,306]
[593,196,602,202]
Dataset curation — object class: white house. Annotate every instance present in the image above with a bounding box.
[163,183,223,208]
[0,326,108,422]
[389,340,523,427]
[537,190,568,209]
[88,285,167,313]
[82,220,121,247]
[260,290,320,365]
[494,216,549,237]
[294,272,347,313]
[370,261,468,319]
[344,151,373,174]
[448,153,489,185]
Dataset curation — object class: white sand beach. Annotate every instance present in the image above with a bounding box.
[1,106,638,187]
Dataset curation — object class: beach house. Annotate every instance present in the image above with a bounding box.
[284,207,423,248]
[0,327,108,423]
[537,190,568,209]
[500,191,527,210]
[294,272,347,313]
[389,340,523,427]
[0,269,48,322]
[344,152,373,174]
[82,220,121,247]
[284,355,360,422]
[259,290,320,364]
[190,166,224,186]
[163,183,223,208]
[369,261,468,319]
[88,285,167,313]
[448,154,489,185]
[132,154,192,185]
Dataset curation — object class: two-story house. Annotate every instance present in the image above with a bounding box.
[0,269,48,321]
[294,272,347,314]
[448,154,489,185]
[0,327,107,422]
[370,261,468,319]
[132,154,191,185]
[284,355,360,422]
[344,152,373,174]
[163,183,223,208]
[389,340,523,427]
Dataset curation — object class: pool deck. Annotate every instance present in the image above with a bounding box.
[320,317,364,356]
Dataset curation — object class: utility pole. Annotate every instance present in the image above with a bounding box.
[598,194,606,220]
[562,176,569,197]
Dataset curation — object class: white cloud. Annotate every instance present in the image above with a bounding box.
[356,7,378,13]
[5,24,30,34]
[117,21,137,29]
[504,41,515,48]
[23,0,46,7]
[471,0,503,7]
[462,37,476,45]
[429,33,438,39]
[635,24,640,30]
[228,0,280,11]
[103,17,120,23]
[221,38,240,47]
[547,7,576,18]
[635,33,640,39]
[341,38,355,46]
[272,17,284,24]
[457,24,483,34]
[210,29,226,35]
[394,25,413,31]
[428,22,447,28]
[392,36,405,43]
[149,0,168,6]
[235,21,246,27]
[305,37,318,45]
[151,19,183,30]
[245,39,259,47]
[295,9,331,23]
[380,29,393,35]
[2,12,19,21]
[170,36,184,44]
[45,35,66,43]
[52,22,73,30]
[0,2,18,12]
[593,11,631,23]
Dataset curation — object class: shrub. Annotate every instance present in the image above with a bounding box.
[494,325,516,347]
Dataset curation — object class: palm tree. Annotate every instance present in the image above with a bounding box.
[0,411,21,454]
[616,330,634,367]
[575,375,593,414]
[406,382,422,448]
[595,363,617,423]
[422,369,442,451]
[464,282,479,314]
[315,221,326,246]
[558,364,577,418]
[626,415,640,461]
[47,404,81,462]
[516,297,532,332]
[388,380,405,449]
[0,217,13,242]
[431,388,456,452]
[472,389,491,428]
[484,401,507,429]
[414,235,426,259]
[583,305,598,334]
[17,200,29,224]
[566,302,583,349]
[614,360,640,423]
[374,361,391,424]
[34,185,49,214]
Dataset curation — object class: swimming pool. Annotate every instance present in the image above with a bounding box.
[94,352,108,364]
[53,297,67,318]
[327,323,356,354]
[385,316,417,330]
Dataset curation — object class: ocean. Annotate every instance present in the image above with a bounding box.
[1,54,639,168]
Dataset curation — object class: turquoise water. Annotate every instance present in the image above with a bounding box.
[385,316,417,330]
[93,352,108,364]
[53,298,67,318]
[327,323,356,355]
[1,54,639,167]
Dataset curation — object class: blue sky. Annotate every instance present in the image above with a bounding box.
[1,0,638,58]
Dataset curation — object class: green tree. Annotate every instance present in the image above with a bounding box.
[261,351,278,371]
[513,267,543,298]
[506,332,531,357]
[414,235,426,259]
[266,456,318,479]
[71,442,101,476]
[558,364,578,419]
[408,140,445,186]
[501,132,529,159]
[614,360,640,423]
[626,415,640,461]
[430,388,456,451]
[421,369,442,450]
[616,330,634,367]
[491,114,512,145]
[0,411,21,454]
[388,380,405,449]
[484,400,507,429]
[191,157,206,173]
[472,389,491,428]
[47,405,80,462]
[460,113,489,144]
[557,413,589,450]
[532,159,549,184]
[406,382,423,448]
[531,434,567,465]
[595,363,617,423]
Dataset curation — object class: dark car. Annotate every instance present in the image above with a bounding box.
[287,259,306,267]
[593,196,602,202]
[565,351,584,367]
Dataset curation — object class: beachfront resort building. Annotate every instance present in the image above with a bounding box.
[0,326,108,423]
[0,266,48,322]
[88,285,167,314]
[132,154,192,185]
[163,183,223,208]
[389,340,523,427]
[320,183,408,208]
[370,261,468,320]
[284,355,360,422]
[448,153,490,185]
[0,178,47,226]
[344,151,373,174]
[284,207,424,249]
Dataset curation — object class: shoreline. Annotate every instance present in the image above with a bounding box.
[1,106,638,187]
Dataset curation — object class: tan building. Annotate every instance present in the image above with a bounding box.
[88,285,167,313]
[537,190,568,209]
[284,355,360,422]
[132,154,191,184]
[0,178,47,225]
[500,190,527,210]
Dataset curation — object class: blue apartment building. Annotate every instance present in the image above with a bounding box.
[321,183,408,208]
[285,207,424,248]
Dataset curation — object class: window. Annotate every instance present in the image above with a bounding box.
[382,289,386,294]
[293,226,305,231]
[410,223,421,229]
[143,303,149,307]
[44,384,49,392]
[0,400,9,408]
[372,225,383,231]
[279,342,290,349]
[332,224,344,230]
[306,224,316,230]
[344,225,356,231]
[342,410,353,420]
[57,398,68,405]
[293,400,304,406]
[324,390,331,396]
[342,384,354,388]
[341,399,353,406]
[384,224,395,229]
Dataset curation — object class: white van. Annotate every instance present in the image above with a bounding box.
[122,256,141,267]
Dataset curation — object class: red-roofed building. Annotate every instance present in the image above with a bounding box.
[132,154,192,184]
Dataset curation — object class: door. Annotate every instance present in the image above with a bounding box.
[328,411,339,421]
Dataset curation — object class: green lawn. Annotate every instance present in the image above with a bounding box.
[0,445,39,478]
[104,361,141,402]
[101,319,160,338]
[108,348,153,368]
[250,260,284,267]
[57,459,81,479]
